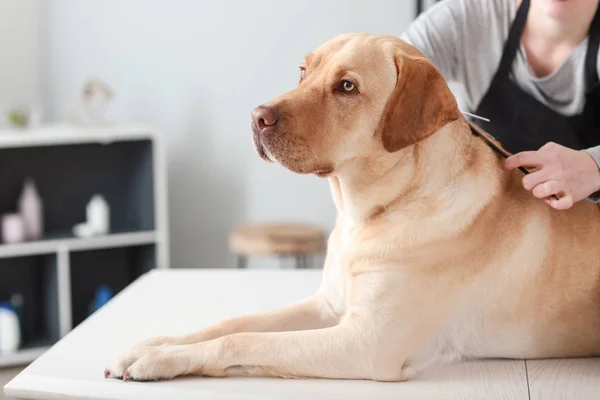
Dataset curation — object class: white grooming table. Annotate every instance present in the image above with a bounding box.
[4,269,600,400]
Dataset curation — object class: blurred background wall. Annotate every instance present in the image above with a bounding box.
[0,0,43,113]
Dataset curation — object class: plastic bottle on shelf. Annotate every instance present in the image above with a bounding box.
[18,178,44,240]
[88,195,109,235]
[0,302,21,354]
[87,285,113,316]
[73,195,110,238]
[1,213,26,244]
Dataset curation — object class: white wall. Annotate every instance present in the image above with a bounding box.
[44,0,415,269]
[0,0,43,123]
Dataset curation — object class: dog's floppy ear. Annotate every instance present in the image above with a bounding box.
[379,50,460,152]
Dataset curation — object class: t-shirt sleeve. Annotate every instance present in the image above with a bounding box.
[399,0,465,82]
[583,146,600,202]
[400,0,510,112]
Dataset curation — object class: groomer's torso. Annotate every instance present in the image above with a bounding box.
[400,0,599,118]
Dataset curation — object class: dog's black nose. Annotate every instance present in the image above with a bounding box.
[251,105,279,134]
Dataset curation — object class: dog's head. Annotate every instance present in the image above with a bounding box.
[251,33,460,177]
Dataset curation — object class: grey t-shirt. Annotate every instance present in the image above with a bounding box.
[400,0,600,174]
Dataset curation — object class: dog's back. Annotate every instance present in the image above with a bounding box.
[430,131,600,360]
[509,182,600,358]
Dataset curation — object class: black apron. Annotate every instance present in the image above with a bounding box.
[474,0,600,154]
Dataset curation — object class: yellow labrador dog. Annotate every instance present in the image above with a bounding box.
[106,33,600,382]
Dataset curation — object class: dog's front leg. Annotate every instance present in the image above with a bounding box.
[107,319,399,382]
[126,246,343,349]
[106,272,418,383]
[134,292,338,346]
[105,292,342,378]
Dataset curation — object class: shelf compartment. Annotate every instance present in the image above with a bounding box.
[0,230,157,259]
[0,139,155,235]
[0,345,51,368]
[69,245,156,328]
[0,254,60,364]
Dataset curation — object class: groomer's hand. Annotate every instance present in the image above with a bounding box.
[505,142,600,210]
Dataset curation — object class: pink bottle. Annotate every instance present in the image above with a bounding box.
[17,178,44,240]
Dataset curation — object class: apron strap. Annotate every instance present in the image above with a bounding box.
[497,0,530,76]
[585,2,600,90]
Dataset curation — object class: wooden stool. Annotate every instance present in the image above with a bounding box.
[229,223,327,269]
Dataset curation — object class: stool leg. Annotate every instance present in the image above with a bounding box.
[296,255,307,269]
[278,255,287,269]
[237,256,247,269]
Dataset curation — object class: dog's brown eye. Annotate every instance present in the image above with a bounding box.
[299,67,306,81]
[340,80,357,93]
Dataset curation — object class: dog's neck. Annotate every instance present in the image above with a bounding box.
[329,119,502,228]
[328,150,415,224]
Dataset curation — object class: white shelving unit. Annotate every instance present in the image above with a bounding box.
[0,124,170,368]
[0,231,157,259]
[0,346,50,369]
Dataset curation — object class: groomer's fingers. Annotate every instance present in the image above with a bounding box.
[545,193,574,210]
[522,169,554,191]
[505,151,548,171]
[531,180,564,199]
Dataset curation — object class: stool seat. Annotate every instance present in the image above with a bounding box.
[230,223,327,255]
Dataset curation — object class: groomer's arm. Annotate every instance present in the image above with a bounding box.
[401,0,496,113]
[505,143,600,210]
[400,2,462,81]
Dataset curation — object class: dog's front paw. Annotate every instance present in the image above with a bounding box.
[104,345,191,381]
